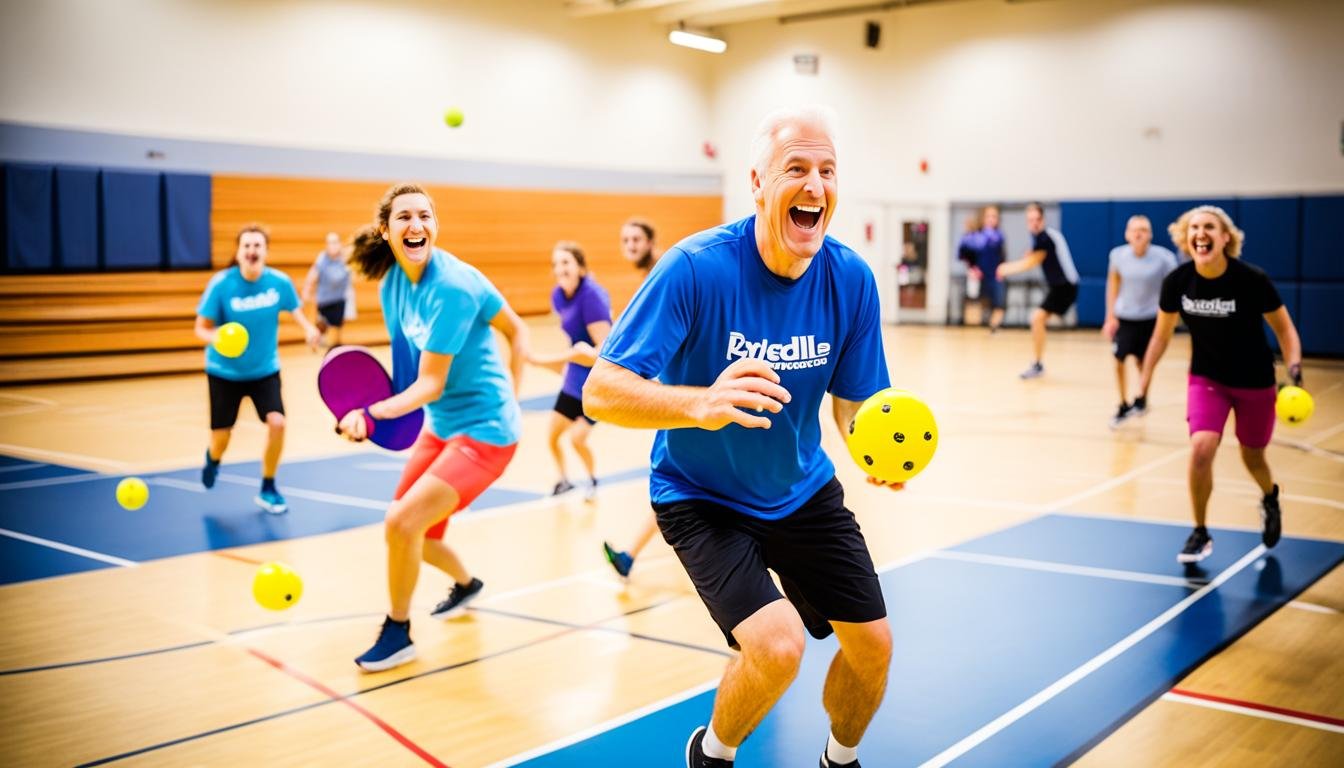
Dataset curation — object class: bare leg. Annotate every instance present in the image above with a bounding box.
[262,411,285,478]
[1115,359,1128,404]
[628,514,661,558]
[209,428,231,461]
[989,307,1004,330]
[422,538,472,585]
[1189,431,1221,528]
[547,411,570,484]
[385,474,461,622]
[824,619,893,747]
[567,419,596,480]
[1030,308,1048,364]
[1239,445,1274,495]
[708,600,806,746]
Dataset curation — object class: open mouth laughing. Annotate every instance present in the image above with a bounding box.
[789,204,823,231]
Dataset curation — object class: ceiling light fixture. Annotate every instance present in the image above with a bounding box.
[669,25,726,54]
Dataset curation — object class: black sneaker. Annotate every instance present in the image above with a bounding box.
[686,727,733,768]
[202,449,220,489]
[821,753,861,768]
[1261,484,1282,548]
[430,577,484,619]
[551,479,575,496]
[1130,395,1148,416]
[1109,402,1133,429]
[1178,527,1213,564]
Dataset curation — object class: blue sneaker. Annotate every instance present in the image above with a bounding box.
[202,450,220,489]
[355,616,416,672]
[603,541,634,578]
[255,488,288,515]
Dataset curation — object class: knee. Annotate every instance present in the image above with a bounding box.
[742,627,806,677]
[384,501,424,543]
[265,412,286,430]
[1190,441,1219,469]
[1240,447,1267,467]
[851,622,893,671]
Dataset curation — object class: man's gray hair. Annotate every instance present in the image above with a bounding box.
[749,105,839,177]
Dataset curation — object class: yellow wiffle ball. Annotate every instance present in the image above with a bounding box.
[1275,385,1314,425]
[846,388,938,484]
[115,477,149,510]
[213,322,249,358]
[253,561,303,611]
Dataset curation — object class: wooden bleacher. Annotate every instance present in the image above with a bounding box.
[0,175,721,384]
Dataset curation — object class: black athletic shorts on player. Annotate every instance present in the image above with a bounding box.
[208,372,284,430]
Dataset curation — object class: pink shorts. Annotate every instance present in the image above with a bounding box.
[393,432,517,540]
[1186,374,1275,449]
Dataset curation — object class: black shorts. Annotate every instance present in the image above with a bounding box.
[553,391,596,425]
[208,372,284,430]
[1040,282,1078,316]
[317,300,346,328]
[1113,318,1157,361]
[653,477,886,649]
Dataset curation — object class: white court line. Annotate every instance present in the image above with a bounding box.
[0,472,103,491]
[929,550,1198,588]
[1045,447,1189,512]
[0,442,133,472]
[1287,600,1340,615]
[918,545,1267,768]
[148,477,208,494]
[217,473,386,509]
[0,462,44,474]
[487,679,721,768]
[0,527,137,568]
[1161,691,1344,734]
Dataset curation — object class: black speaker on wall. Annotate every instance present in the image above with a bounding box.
[865,21,881,49]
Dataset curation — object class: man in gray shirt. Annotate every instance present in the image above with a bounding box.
[1102,215,1179,427]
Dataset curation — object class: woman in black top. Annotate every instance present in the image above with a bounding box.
[1137,205,1303,564]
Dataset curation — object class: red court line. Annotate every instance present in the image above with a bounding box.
[246,647,449,767]
[1169,687,1344,728]
[213,550,264,565]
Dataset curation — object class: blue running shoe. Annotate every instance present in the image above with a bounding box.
[355,616,416,672]
[603,541,634,578]
[202,449,220,489]
[255,488,288,515]
[430,577,484,619]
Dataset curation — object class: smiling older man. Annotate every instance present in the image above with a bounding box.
[585,106,895,768]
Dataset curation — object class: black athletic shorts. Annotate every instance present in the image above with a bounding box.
[208,372,284,430]
[317,300,346,328]
[653,477,886,649]
[553,391,596,425]
[1040,282,1079,316]
[1113,318,1157,361]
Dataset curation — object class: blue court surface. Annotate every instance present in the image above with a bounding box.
[506,514,1344,768]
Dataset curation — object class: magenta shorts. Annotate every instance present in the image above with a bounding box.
[1186,374,1276,449]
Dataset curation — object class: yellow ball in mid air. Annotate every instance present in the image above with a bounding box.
[213,322,249,358]
[116,477,149,510]
[1275,385,1313,425]
[846,388,938,484]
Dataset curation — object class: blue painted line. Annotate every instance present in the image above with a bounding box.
[520,392,558,412]
[506,516,1344,768]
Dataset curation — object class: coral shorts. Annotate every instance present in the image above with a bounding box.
[394,432,516,539]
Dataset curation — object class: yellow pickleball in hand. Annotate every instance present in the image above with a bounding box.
[214,322,249,358]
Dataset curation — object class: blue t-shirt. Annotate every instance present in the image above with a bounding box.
[380,248,521,446]
[552,276,612,398]
[1031,227,1079,286]
[197,266,300,381]
[1108,244,1179,320]
[599,215,890,520]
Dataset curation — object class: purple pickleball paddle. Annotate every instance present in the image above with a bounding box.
[317,346,423,451]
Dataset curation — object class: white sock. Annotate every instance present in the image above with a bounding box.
[702,723,737,761]
[826,732,858,765]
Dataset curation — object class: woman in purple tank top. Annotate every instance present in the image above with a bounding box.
[530,241,612,499]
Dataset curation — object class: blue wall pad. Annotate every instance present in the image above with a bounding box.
[2,163,55,270]
[1301,195,1344,281]
[101,170,162,269]
[1059,201,1111,278]
[512,514,1344,768]
[1298,284,1344,357]
[1237,196,1300,280]
[162,172,212,269]
[1075,276,1107,327]
[55,166,101,270]
[1111,198,1237,256]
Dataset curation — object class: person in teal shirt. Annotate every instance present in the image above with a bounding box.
[194,224,320,514]
[339,183,530,673]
